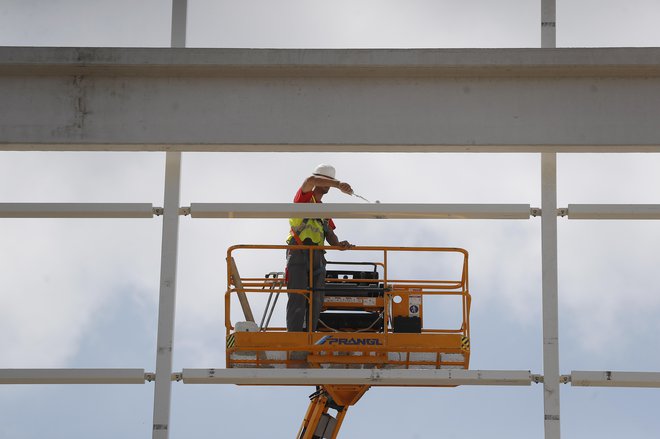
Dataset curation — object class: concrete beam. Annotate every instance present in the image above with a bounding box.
[2,47,660,152]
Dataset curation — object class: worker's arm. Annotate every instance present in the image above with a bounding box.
[301,176,353,195]
[326,228,353,250]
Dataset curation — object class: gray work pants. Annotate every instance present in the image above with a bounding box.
[286,248,326,332]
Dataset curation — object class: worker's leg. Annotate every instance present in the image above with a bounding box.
[286,250,310,332]
[310,250,326,331]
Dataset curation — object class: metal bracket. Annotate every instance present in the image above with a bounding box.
[144,372,156,382]
[171,372,183,382]
[560,374,571,384]
[152,207,164,216]
[179,207,191,216]
[531,374,544,384]
[531,207,570,217]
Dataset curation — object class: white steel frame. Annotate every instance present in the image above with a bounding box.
[186,203,535,219]
[0,369,151,384]
[179,369,536,387]
[2,1,660,438]
[0,203,159,218]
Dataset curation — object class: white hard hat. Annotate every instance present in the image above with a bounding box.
[313,164,336,180]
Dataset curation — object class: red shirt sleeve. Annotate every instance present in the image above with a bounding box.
[293,187,336,230]
[293,187,313,203]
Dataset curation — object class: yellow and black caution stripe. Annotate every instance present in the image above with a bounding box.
[226,333,236,349]
[461,336,470,351]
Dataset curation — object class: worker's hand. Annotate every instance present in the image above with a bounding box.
[337,240,354,250]
[337,182,353,195]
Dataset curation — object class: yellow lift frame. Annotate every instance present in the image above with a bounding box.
[225,245,471,438]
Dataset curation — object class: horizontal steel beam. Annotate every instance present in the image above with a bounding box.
[188,203,532,219]
[0,369,150,384]
[566,204,660,220]
[180,368,534,386]
[3,47,660,151]
[0,203,158,218]
[569,371,660,388]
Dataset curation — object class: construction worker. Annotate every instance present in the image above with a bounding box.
[286,164,354,332]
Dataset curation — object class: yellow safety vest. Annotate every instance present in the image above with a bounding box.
[287,195,328,246]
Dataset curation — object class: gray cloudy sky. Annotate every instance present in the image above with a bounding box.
[2,1,660,438]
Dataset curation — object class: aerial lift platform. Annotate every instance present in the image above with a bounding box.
[225,245,471,438]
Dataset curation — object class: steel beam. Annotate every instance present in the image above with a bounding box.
[152,153,182,438]
[566,204,660,220]
[180,369,534,386]
[3,47,660,152]
[569,371,660,388]
[541,0,556,48]
[0,369,148,384]
[541,153,561,438]
[170,0,187,49]
[0,202,156,218]
[152,7,188,436]
[188,203,532,220]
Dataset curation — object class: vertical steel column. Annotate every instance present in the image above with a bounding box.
[152,152,182,438]
[152,3,187,437]
[541,2,559,437]
[171,0,188,48]
[541,153,561,438]
[541,0,557,48]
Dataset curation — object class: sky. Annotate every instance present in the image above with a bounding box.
[1,1,660,438]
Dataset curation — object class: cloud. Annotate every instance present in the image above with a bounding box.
[187,0,539,48]
[558,154,660,204]
[559,0,660,47]
[0,218,161,367]
[0,0,170,47]
[559,220,660,360]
